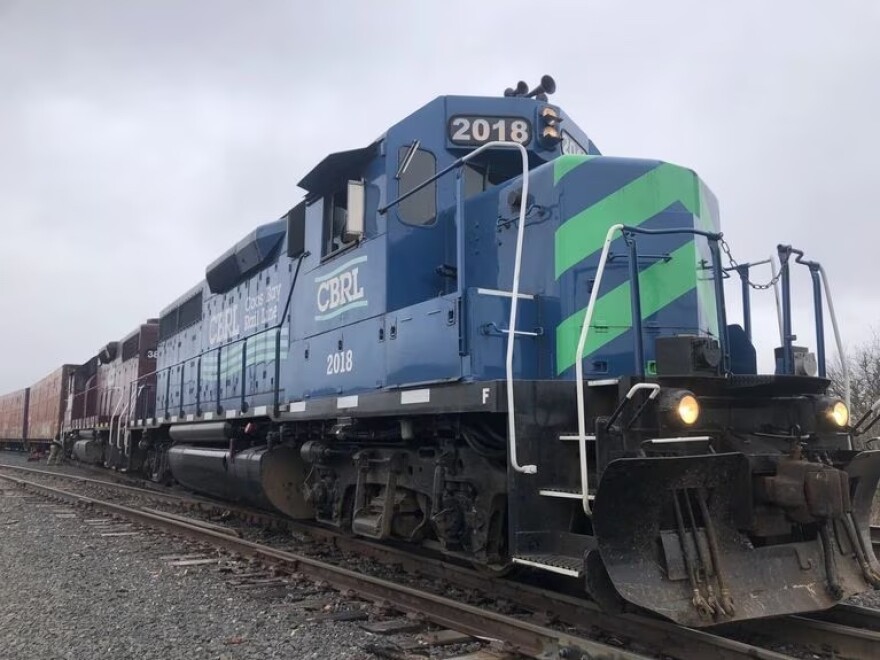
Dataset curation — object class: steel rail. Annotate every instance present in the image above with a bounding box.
[5,463,874,660]
[802,603,880,632]
[0,463,193,499]
[725,613,880,660]
[0,471,643,660]
[0,463,303,531]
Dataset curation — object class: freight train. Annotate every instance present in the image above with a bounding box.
[3,76,879,627]
[0,365,76,452]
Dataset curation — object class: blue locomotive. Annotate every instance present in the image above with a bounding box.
[58,77,880,626]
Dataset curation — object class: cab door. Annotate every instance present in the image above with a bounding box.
[385,144,461,385]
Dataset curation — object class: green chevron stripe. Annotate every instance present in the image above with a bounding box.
[553,154,598,185]
[555,241,699,374]
[554,163,701,278]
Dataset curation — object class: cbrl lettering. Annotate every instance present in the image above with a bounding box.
[209,307,241,345]
[317,267,364,313]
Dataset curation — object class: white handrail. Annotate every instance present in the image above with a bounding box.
[771,254,784,345]
[106,387,126,454]
[115,399,130,449]
[115,385,145,451]
[115,393,133,449]
[574,224,625,514]
[456,141,535,474]
[818,266,850,424]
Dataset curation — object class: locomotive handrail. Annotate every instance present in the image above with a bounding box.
[105,386,127,448]
[114,385,143,449]
[724,258,773,341]
[573,224,726,515]
[818,265,849,411]
[574,224,621,515]
[380,140,537,475]
[777,246,850,413]
[770,256,784,344]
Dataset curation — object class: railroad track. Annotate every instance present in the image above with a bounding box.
[1,462,879,659]
[0,469,631,660]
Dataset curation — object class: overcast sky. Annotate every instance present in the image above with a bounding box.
[1,1,878,392]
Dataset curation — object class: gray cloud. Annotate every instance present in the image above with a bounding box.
[1,0,878,389]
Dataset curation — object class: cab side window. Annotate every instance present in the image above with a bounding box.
[323,189,349,256]
[321,180,365,258]
[397,147,436,226]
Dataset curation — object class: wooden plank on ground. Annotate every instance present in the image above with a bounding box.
[169,558,219,567]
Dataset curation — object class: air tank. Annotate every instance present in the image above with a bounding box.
[167,444,313,519]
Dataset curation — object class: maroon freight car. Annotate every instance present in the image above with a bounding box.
[69,320,158,468]
[66,356,98,429]
[26,365,77,447]
[95,340,123,423]
[118,321,159,425]
[0,388,29,449]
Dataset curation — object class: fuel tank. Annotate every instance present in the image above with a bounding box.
[73,438,103,465]
[167,444,313,519]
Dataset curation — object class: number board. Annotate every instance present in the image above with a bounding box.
[561,131,588,156]
[448,115,532,146]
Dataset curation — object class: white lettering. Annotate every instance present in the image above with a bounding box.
[329,278,341,308]
[314,262,368,320]
[208,307,241,346]
[351,267,364,301]
[482,388,490,404]
[317,282,331,312]
[326,349,354,375]
[339,271,353,303]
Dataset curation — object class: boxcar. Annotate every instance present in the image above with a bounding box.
[0,388,29,449]
[26,365,77,448]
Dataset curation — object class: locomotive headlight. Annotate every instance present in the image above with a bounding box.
[828,400,849,427]
[814,397,849,428]
[658,389,701,426]
[677,394,701,425]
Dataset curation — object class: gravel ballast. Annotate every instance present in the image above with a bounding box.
[2,450,879,659]
[0,482,383,660]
